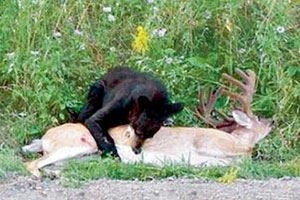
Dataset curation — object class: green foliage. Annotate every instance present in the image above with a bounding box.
[62,156,300,187]
[62,156,198,187]
[0,147,27,179]
[0,0,299,180]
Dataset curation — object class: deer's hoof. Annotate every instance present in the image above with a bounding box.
[24,162,41,178]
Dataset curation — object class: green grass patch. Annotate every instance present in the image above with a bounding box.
[0,147,27,180]
[61,156,300,187]
[0,0,300,181]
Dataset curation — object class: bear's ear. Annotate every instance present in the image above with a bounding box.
[137,96,150,109]
[166,102,183,115]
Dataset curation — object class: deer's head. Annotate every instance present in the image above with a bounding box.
[196,68,274,146]
[108,125,142,154]
[231,110,274,146]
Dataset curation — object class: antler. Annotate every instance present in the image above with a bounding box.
[222,69,256,117]
[195,68,256,133]
[195,87,237,133]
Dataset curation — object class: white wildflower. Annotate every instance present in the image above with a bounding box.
[18,112,27,117]
[79,44,85,50]
[103,7,112,13]
[30,51,39,55]
[110,47,116,52]
[74,29,83,36]
[151,6,159,12]
[204,11,211,20]
[276,26,285,33]
[180,55,185,59]
[165,57,173,64]
[68,16,73,22]
[18,0,23,8]
[238,48,246,54]
[146,0,155,4]
[6,52,15,59]
[157,28,167,37]
[108,14,116,22]
[152,28,167,37]
[53,31,62,38]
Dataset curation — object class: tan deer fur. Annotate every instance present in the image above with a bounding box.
[23,113,272,178]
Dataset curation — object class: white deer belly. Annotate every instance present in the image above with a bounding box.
[116,145,237,167]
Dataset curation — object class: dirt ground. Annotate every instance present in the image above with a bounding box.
[0,175,299,200]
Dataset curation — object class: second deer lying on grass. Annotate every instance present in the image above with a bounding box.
[23,69,274,178]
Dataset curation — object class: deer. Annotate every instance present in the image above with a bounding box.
[22,69,274,178]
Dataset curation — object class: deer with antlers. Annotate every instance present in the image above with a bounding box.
[23,69,274,178]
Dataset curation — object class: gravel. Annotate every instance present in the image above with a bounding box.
[1,176,299,200]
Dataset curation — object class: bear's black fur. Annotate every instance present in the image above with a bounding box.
[77,67,183,158]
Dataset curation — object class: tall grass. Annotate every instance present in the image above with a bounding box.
[0,0,299,179]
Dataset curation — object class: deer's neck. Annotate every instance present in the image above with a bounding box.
[231,128,256,148]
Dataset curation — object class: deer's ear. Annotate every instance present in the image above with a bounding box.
[232,110,252,129]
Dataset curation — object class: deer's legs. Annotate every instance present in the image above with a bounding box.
[25,146,97,177]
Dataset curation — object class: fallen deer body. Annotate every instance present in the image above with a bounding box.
[23,69,274,177]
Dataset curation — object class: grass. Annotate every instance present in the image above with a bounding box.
[0,147,27,179]
[0,0,300,182]
[61,156,300,187]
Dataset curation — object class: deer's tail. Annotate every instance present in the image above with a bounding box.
[22,139,43,153]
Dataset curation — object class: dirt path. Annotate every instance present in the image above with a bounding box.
[1,176,299,200]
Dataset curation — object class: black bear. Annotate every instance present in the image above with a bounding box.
[77,67,183,158]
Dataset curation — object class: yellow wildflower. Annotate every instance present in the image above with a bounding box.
[132,26,149,54]
[218,168,239,184]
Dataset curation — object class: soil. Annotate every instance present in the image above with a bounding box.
[1,175,299,200]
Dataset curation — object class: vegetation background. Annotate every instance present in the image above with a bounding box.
[0,0,299,183]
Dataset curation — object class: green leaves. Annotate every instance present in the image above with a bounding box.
[187,57,204,68]
[286,66,300,77]
[187,53,218,69]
